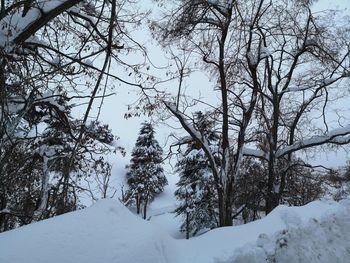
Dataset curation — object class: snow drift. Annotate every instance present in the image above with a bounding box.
[0,199,349,263]
[0,200,176,263]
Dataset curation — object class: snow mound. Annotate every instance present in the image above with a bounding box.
[178,199,350,263]
[0,199,350,263]
[0,199,176,263]
[231,199,350,263]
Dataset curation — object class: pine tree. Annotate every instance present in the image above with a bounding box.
[174,111,219,238]
[125,122,167,219]
[174,148,218,239]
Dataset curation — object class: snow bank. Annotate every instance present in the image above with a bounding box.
[0,199,349,263]
[229,199,350,263]
[0,200,177,263]
[178,199,350,263]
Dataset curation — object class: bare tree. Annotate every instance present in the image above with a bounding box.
[151,0,261,226]
[238,1,350,213]
[152,0,350,226]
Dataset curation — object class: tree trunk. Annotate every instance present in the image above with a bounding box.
[143,197,148,220]
[186,211,189,240]
[0,195,6,232]
[33,155,50,222]
[136,194,140,214]
[218,202,233,226]
[265,165,280,214]
[218,180,233,227]
[265,191,280,214]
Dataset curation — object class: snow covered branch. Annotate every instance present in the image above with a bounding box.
[242,147,268,160]
[277,125,350,157]
[13,0,82,46]
[163,101,220,181]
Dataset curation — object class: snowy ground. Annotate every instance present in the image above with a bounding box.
[1,198,350,263]
[147,172,186,239]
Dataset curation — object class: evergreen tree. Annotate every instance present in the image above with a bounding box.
[174,148,218,239]
[125,122,167,219]
[234,158,266,223]
[174,111,219,238]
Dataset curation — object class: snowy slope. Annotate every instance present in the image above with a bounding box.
[1,199,350,263]
[0,200,177,263]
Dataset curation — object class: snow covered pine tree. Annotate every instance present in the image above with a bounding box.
[175,148,217,239]
[125,122,167,219]
[174,111,219,238]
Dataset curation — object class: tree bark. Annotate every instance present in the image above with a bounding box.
[32,155,50,222]
[265,191,280,214]
[143,195,148,220]
[136,194,140,214]
[218,179,234,226]
[186,211,189,239]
